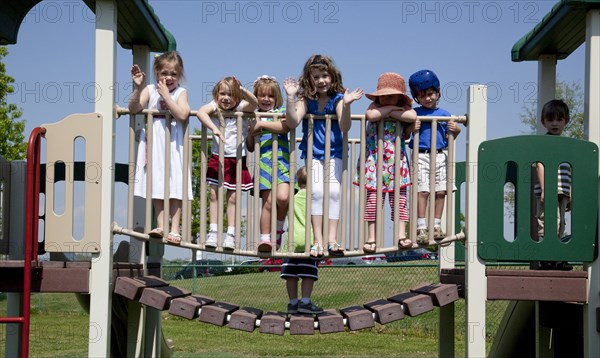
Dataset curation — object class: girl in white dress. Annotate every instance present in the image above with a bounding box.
[129,51,191,244]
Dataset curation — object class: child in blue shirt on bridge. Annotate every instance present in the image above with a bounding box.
[283,54,363,259]
[408,69,460,245]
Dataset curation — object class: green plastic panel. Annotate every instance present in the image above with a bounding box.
[478,135,598,262]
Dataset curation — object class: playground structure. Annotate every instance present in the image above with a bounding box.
[1,1,600,357]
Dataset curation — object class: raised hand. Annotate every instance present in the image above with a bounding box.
[283,77,299,98]
[343,87,364,105]
[131,64,146,88]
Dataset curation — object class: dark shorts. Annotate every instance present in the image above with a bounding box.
[280,258,318,281]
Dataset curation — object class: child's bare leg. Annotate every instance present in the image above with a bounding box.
[417,192,429,219]
[286,277,299,300]
[327,219,342,251]
[311,216,324,246]
[153,199,165,230]
[398,221,407,239]
[209,185,218,226]
[226,190,236,227]
[434,191,446,220]
[300,277,315,299]
[169,199,182,233]
[434,191,447,238]
[367,221,376,242]
[276,183,290,221]
[259,190,273,234]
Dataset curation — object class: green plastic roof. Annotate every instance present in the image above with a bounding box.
[512,0,600,62]
[0,0,176,52]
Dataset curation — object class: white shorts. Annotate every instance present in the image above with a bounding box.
[417,151,455,193]
[308,158,342,219]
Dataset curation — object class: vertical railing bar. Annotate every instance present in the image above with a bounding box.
[340,115,349,251]
[182,118,190,243]
[305,115,314,253]
[375,120,384,250]
[145,113,153,234]
[358,117,366,251]
[323,115,331,249]
[235,112,243,252]
[127,114,136,230]
[429,120,438,243]
[394,120,402,249]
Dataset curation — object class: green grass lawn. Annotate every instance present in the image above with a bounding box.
[0,265,507,357]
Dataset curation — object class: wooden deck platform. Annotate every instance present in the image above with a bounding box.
[0,260,160,293]
[440,268,588,303]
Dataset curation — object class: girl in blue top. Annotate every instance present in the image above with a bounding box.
[284,54,363,259]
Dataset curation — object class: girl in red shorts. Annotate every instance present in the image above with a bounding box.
[197,76,258,250]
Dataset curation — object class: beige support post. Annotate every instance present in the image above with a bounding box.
[584,9,600,358]
[128,44,149,358]
[465,85,487,358]
[536,55,557,134]
[90,1,116,356]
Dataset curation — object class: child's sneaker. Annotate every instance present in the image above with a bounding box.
[298,301,323,314]
[205,231,218,248]
[433,226,445,239]
[416,228,429,245]
[223,233,236,250]
[287,303,298,314]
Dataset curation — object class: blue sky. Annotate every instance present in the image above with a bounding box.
[4,1,586,259]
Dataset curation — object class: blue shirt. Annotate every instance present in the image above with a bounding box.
[299,93,344,160]
[409,106,451,150]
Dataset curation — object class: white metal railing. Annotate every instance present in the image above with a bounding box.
[113,108,467,258]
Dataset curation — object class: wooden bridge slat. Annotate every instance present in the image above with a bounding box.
[364,299,404,324]
[388,292,434,317]
[199,301,239,326]
[411,283,459,307]
[168,295,214,320]
[259,312,287,335]
[139,286,191,310]
[289,314,315,335]
[229,307,262,332]
[114,275,168,300]
[340,305,374,331]
[317,309,344,334]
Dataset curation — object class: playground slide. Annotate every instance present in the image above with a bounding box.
[488,301,535,358]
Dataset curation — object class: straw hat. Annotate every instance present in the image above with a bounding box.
[365,72,412,106]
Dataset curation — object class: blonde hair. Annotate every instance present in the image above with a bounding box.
[153,51,185,82]
[296,166,307,189]
[298,54,345,100]
[212,77,244,110]
[252,76,283,109]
